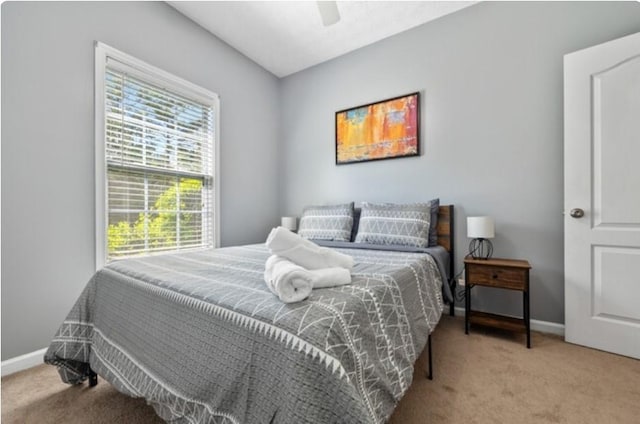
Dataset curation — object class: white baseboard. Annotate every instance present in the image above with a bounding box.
[530,318,565,336]
[1,348,47,377]
[452,307,565,336]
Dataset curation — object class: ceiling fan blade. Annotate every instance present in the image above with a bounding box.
[317,1,340,26]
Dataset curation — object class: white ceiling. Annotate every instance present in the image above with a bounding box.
[168,1,477,77]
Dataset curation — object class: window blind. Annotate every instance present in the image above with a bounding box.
[104,62,215,260]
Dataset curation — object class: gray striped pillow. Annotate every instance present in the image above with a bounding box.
[354,202,432,248]
[298,202,354,241]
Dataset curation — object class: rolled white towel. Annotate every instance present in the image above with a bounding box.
[264,255,352,303]
[266,227,354,271]
[308,267,352,289]
[264,255,313,303]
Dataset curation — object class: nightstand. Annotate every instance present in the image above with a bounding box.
[464,258,532,348]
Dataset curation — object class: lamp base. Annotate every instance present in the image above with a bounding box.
[468,238,493,260]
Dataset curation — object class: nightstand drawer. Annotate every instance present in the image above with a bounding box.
[467,265,527,290]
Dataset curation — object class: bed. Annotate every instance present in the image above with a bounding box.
[45,205,455,424]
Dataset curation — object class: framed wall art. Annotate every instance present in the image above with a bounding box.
[335,92,420,165]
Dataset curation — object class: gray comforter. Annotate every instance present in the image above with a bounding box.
[44,244,443,424]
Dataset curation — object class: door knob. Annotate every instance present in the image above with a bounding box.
[570,208,585,218]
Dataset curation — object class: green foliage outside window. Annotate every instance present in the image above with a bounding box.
[108,178,203,257]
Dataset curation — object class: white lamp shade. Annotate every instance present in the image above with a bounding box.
[467,216,495,239]
[281,216,297,231]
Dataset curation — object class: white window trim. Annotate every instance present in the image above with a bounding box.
[95,41,220,270]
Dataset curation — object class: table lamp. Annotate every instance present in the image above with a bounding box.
[281,216,297,232]
[467,216,495,259]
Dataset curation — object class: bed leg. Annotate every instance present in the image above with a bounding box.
[449,279,456,316]
[426,334,433,380]
[88,370,98,387]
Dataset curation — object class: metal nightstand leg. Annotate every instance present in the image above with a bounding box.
[465,281,471,334]
[524,290,531,348]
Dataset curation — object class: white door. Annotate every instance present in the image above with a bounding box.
[565,32,640,359]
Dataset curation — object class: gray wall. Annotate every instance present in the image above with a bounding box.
[1,1,280,359]
[278,2,640,324]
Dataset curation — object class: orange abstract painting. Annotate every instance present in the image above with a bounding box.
[336,92,419,164]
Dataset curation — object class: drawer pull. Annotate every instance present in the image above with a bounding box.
[492,274,498,279]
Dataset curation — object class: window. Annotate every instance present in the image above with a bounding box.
[95,43,219,266]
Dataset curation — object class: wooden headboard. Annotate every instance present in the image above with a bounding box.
[437,204,455,315]
[437,204,455,280]
[436,205,454,254]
